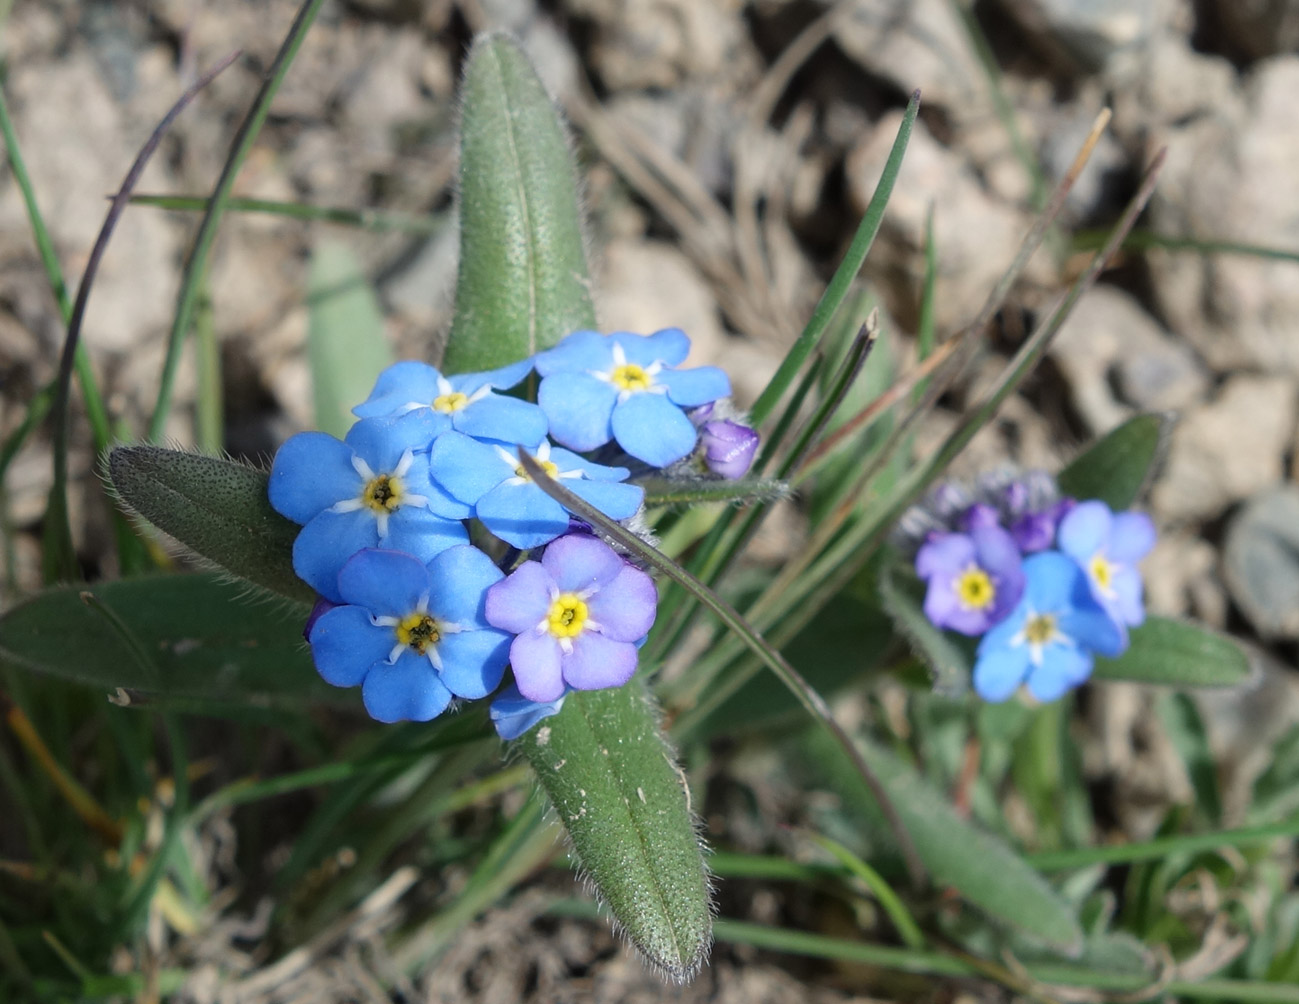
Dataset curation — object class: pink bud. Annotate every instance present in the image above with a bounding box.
[700,420,759,479]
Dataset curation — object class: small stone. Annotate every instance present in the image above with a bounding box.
[1004,0,1159,68]
[1151,374,1295,522]
[1224,486,1299,639]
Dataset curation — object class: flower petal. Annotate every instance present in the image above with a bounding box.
[309,605,392,687]
[566,479,644,522]
[384,507,470,564]
[292,509,379,602]
[973,647,1030,702]
[486,560,555,633]
[269,432,359,523]
[915,533,974,580]
[1059,605,1127,658]
[511,631,566,702]
[428,431,511,504]
[586,565,657,642]
[548,447,629,482]
[562,633,638,691]
[1108,567,1146,628]
[1022,551,1086,612]
[345,416,430,472]
[533,329,613,376]
[1057,500,1111,562]
[1108,512,1156,563]
[361,653,453,722]
[352,361,441,418]
[659,365,730,407]
[426,545,503,625]
[337,548,429,615]
[452,357,534,393]
[476,482,568,549]
[538,372,619,452]
[1026,645,1092,702]
[489,682,567,740]
[611,392,698,466]
[454,394,548,446]
[541,534,625,591]
[612,327,690,368]
[436,628,512,698]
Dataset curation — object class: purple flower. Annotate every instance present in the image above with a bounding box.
[268,418,470,602]
[489,682,569,740]
[307,547,512,722]
[352,360,545,446]
[1057,500,1155,636]
[915,526,1025,635]
[973,551,1125,703]
[535,328,731,467]
[428,432,643,550]
[700,419,759,479]
[484,535,657,702]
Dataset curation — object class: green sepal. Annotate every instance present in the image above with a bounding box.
[0,574,339,709]
[443,34,596,374]
[517,680,712,981]
[638,475,788,508]
[107,445,311,604]
[1056,413,1172,510]
[307,240,393,438]
[1092,616,1251,687]
[878,558,973,695]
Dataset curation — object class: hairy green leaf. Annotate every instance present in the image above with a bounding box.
[307,240,393,437]
[518,681,712,981]
[1057,413,1171,510]
[108,446,310,604]
[1092,616,1250,687]
[443,34,595,374]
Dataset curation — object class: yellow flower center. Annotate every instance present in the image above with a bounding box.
[955,567,995,610]
[1090,554,1114,592]
[611,363,652,392]
[432,391,470,413]
[547,593,589,639]
[1023,613,1058,646]
[515,457,560,481]
[362,474,403,513]
[395,612,440,654]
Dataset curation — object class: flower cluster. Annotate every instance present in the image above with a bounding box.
[900,471,1155,703]
[269,328,758,738]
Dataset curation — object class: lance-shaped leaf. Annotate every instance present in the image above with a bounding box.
[0,574,337,709]
[1056,413,1172,510]
[307,240,393,438]
[1091,616,1251,687]
[517,680,712,981]
[637,474,788,508]
[443,34,595,374]
[108,445,311,604]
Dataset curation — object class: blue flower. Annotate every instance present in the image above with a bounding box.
[428,432,644,549]
[973,551,1125,703]
[352,360,546,446]
[489,682,569,740]
[1057,500,1155,635]
[484,534,657,702]
[269,418,470,602]
[307,546,512,722]
[915,526,1025,635]
[534,328,731,467]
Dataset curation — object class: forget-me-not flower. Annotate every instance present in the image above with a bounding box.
[973,551,1125,703]
[269,418,469,602]
[535,328,731,467]
[489,682,569,740]
[352,360,546,446]
[307,546,512,722]
[428,432,644,549]
[1057,500,1155,636]
[484,534,657,702]
[915,525,1025,635]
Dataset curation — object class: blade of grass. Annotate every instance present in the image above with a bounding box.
[129,192,446,234]
[517,449,927,888]
[1026,814,1299,870]
[194,285,222,454]
[42,52,240,582]
[748,90,919,426]
[148,0,328,440]
[802,829,926,949]
[1074,228,1299,264]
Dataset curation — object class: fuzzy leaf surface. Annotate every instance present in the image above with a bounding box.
[1092,616,1250,687]
[1056,413,1171,510]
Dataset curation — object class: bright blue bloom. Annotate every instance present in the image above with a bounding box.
[915,526,1025,635]
[352,360,546,446]
[269,418,470,602]
[307,546,512,722]
[973,551,1125,703]
[489,682,569,740]
[484,534,657,702]
[534,328,731,467]
[428,432,644,549]
[1057,500,1155,635]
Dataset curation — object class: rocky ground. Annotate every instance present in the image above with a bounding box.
[3,0,1299,1000]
